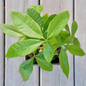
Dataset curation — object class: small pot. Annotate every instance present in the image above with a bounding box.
[25,47,61,64]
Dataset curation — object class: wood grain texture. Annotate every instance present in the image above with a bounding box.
[5,0,39,86]
[0,0,4,86]
[40,0,73,86]
[75,0,86,86]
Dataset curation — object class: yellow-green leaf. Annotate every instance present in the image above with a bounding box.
[18,36,29,41]
[9,11,44,39]
[6,39,43,58]
[1,24,23,37]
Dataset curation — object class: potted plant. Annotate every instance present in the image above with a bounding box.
[1,5,85,81]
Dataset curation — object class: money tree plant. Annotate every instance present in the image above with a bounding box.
[1,5,85,81]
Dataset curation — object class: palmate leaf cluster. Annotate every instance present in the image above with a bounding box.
[1,5,85,81]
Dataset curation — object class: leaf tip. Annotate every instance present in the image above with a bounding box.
[9,11,19,19]
[66,74,69,79]
[65,70,69,79]
[82,51,85,56]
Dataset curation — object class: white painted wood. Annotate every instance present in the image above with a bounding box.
[5,0,39,86]
[75,0,86,86]
[40,0,73,86]
[0,0,4,86]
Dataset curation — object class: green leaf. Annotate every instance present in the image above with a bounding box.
[59,31,70,38]
[48,37,58,46]
[36,52,53,71]
[65,45,85,56]
[47,11,69,39]
[43,14,56,39]
[73,37,80,47]
[19,58,34,81]
[27,8,42,28]
[18,36,29,41]
[63,36,74,44]
[43,31,47,39]
[9,11,44,39]
[42,13,49,24]
[71,21,78,36]
[43,14,56,33]
[30,5,43,14]
[1,24,23,37]
[59,48,69,78]
[54,36,63,48]
[48,37,61,50]
[43,43,54,63]
[6,39,43,58]
[65,24,70,33]
[60,37,66,43]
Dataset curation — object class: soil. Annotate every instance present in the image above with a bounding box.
[25,47,61,64]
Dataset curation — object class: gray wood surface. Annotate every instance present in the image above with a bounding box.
[0,0,85,86]
[75,0,86,86]
[5,0,39,86]
[40,0,74,86]
[0,0,4,86]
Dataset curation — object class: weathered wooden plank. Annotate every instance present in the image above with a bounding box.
[40,0,73,86]
[5,0,39,86]
[75,0,86,86]
[0,0,4,86]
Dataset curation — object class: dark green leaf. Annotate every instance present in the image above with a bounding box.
[9,11,44,39]
[47,11,69,38]
[65,45,85,56]
[60,37,66,43]
[60,31,70,38]
[19,58,34,81]
[65,24,70,33]
[59,48,69,78]
[71,21,78,36]
[43,43,54,63]
[43,31,47,39]
[42,13,49,24]
[27,8,42,28]
[1,24,23,37]
[30,5,43,14]
[36,52,53,71]
[6,39,43,58]
[43,14,56,33]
